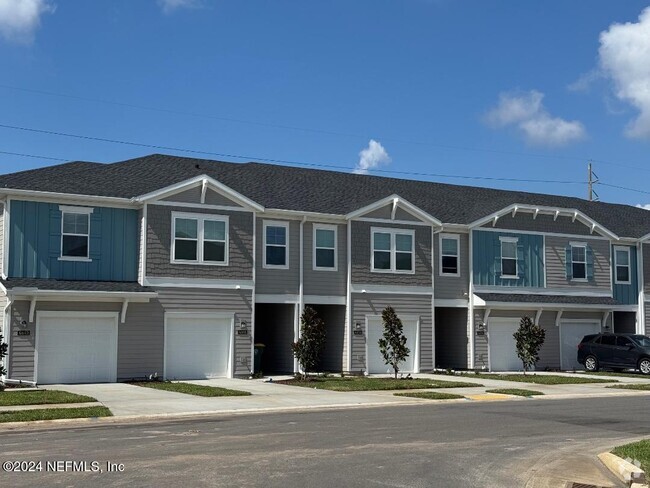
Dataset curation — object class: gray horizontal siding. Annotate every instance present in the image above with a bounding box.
[646,303,650,336]
[161,186,244,207]
[545,235,611,291]
[489,213,593,236]
[363,204,421,222]
[473,309,488,369]
[434,233,469,299]
[303,222,347,297]
[351,221,432,287]
[255,218,300,294]
[350,293,433,372]
[146,204,254,280]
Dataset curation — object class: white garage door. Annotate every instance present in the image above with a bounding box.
[561,321,600,370]
[36,312,118,384]
[165,314,233,380]
[366,316,418,374]
[489,321,521,372]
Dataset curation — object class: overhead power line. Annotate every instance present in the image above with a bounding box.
[0,150,67,161]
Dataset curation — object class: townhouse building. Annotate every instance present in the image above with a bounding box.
[0,154,648,384]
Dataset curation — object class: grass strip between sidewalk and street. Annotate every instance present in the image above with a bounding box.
[0,390,97,406]
[612,439,650,474]
[394,392,465,400]
[131,381,251,397]
[277,377,482,391]
[577,371,649,379]
[606,384,650,391]
[485,388,544,397]
[0,406,112,423]
[461,373,616,385]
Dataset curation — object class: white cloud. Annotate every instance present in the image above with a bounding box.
[567,69,601,92]
[485,90,586,147]
[636,204,650,210]
[157,0,201,14]
[354,139,391,175]
[599,7,650,139]
[0,0,54,44]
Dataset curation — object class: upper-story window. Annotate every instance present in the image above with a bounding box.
[172,212,228,265]
[371,228,414,274]
[570,243,587,280]
[614,246,631,284]
[440,234,460,276]
[60,205,93,261]
[313,224,337,271]
[264,220,289,269]
[499,236,518,278]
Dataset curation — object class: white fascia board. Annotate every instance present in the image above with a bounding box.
[350,284,433,295]
[145,276,254,289]
[134,174,265,212]
[473,286,612,297]
[0,188,137,208]
[7,289,157,301]
[472,299,635,312]
[640,232,650,243]
[345,194,442,226]
[467,203,619,241]
[262,209,346,223]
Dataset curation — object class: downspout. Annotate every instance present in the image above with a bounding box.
[295,217,306,373]
[637,241,645,335]
[346,219,352,373]
[468,228,475,370]
[431,226,441,372]
[250,213,256,376]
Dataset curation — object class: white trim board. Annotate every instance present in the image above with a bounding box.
[144,277,253,289]
[350,284,433,295]
[364,314,421,374]
[473,287,612,298]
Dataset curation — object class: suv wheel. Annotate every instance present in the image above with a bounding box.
[639,358,650,375]
[585,355,599,372]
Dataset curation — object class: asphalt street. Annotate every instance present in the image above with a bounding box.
[2,396,650,487]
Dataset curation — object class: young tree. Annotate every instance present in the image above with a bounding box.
[378,306,410,379]
[291,306,326,381]
[513,316,546,373]
[0,333,7,383]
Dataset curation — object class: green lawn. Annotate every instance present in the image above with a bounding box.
[277,377,481,391]
[606,384,650,391]
[131,381,251,397]
[463,373,615,385]
[579,371,650,379]
[0,406,112,423]
[394,391,465,400]
[0,390,97,406]
[485,388,544,397]
[612,439,650,474]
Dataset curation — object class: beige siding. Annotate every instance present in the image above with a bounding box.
[350,293,433,372]
[488,213,595,236]
[351,221,432,287]
[545,236,611,291]
[146,204,254,280]
[434,233,469,300]
[303,222,347,297]
[255,218,300,294]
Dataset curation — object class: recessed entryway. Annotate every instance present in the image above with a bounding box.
[36,311,118,384]
[164,312,234,380]
[253,303,296,374]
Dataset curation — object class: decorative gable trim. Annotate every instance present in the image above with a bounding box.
[345,194,442,226]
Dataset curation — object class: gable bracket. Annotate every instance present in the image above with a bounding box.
[555,310,563,327]
[533,208,539,220]
[602,310,611,330]
[512,206,518,217]
[572,211,578,223]
[554,210,560,221]
[534,309,543,325]
[200,179,208,204]
[391,198,399,220]
[121,299,129,324]
[29,296,37,323]
[492,215,499,227]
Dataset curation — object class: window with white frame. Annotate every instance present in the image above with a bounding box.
[571,243,587,280]
[500,237,518,278]
[440,234,459,276]
[172,213,228,265]
[614,246,631,284]
[313,224,337,270]
[60,206,92,260]
[371,228,414,273]
[264,221,289,268]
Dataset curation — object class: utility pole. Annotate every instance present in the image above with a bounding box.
[588,162,599,201]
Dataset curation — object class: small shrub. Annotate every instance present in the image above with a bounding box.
[513,316,546,373]
[378,306,410,380]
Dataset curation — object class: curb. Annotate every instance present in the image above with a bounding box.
[598,452,646,486]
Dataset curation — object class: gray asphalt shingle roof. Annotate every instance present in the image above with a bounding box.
[0,153,648,237]
[1,278,154,293]
[475,293,621,306]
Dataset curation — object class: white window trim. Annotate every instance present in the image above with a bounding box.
[313,223,338,271]
[370,227,416,275]
[439,233,460,277]
[59,205,93,262]
[570,242,587,282]
[499,236,518,279]
[263,220,290,270]
[171,211,229,266]
[614,245,632,285]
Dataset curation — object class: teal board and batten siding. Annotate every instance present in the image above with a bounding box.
[472,231,544,288]
[8,200,139,281]
[350,293,433,373]
[611,245,638,305]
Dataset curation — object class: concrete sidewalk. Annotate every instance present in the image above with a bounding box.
[33,372,650,420]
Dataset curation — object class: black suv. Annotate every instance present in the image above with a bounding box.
[577,333,650,374]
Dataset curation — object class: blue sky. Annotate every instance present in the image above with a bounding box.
[1,1,649,207]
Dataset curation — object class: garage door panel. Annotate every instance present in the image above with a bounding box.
[165,316,232,380]
[561,322,600,370]
[37,314,117,384]
[366,317,418,374]
[489,322,521,372]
